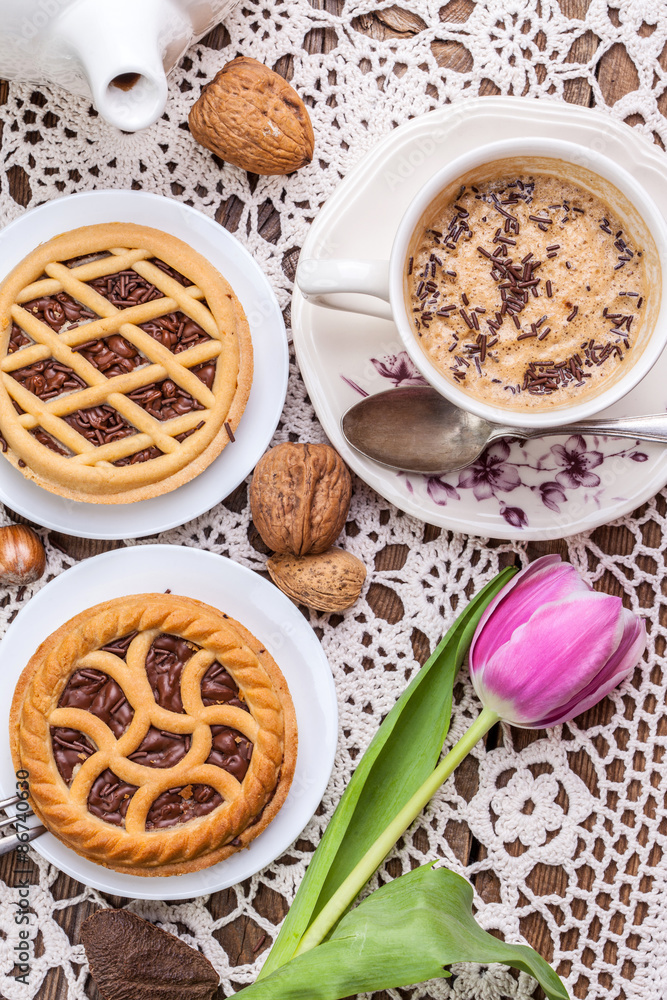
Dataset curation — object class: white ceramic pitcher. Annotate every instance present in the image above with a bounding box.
[0,0,239,132]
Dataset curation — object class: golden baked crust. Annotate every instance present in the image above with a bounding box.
[10,594,297,876]
[0,223,253,503]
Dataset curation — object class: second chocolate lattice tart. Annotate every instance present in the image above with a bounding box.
[0,223,253,502]
[10,594,297,876]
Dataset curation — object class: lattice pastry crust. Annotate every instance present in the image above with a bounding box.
[0,224,252,503]
[10,594,297,876]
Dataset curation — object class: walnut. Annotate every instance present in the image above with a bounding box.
[250,442,352,555]
[189,57,314,175]
[267,549,366,613]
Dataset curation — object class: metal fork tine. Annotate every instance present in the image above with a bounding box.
[0,826,47,857]
[0,812,33,831]
[0,794,20,810]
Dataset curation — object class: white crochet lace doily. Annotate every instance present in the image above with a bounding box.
[1,2,667,999]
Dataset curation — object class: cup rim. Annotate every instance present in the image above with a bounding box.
[388,136,667,429]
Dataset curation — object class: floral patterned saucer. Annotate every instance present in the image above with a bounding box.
[291,98,667,540]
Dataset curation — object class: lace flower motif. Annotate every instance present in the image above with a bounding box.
[491,769,565,849]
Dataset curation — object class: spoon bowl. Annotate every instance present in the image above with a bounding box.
[342,387,667,475]
[342,387,493,474]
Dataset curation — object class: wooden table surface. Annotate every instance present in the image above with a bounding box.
[1,3,663,999]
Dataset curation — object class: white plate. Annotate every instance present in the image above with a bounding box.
[0,546,337,900]
[292,98,667,540]
[0,191,288,539]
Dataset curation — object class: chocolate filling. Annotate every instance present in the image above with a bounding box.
[101,632,137,659]
[8,324,31,353]
[58,668,134,738]
[145,784,223,829]
[87,768,138,825]
[140,311,211,354]
[201,662,249,712]
[11,359,86,400]
[113,446,163,467]
[72,334,145,377]
[50,727,97,784]
[86,259,193,309]
[174,420,205,444]
[64,404,136,446]
[126,724,252,779]
[64,251,113,269]
[50,631,254,829]
[191,361,216,391]
[126,380,204,421]
[19,292,96,332]
[88,270,164,309]
[208,726,253,780]
[32,428,68,455]
[150,258,194,287]
[145,633,200,714]
[129,727,191,769]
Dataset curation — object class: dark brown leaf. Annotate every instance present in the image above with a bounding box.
[81,909,219,1000]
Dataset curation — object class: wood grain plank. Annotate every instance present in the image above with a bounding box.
[563,30,599,107]
[597,42,640,106]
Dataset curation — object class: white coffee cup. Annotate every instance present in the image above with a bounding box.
[296,137,667,429]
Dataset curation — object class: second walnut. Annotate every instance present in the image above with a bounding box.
[250,442,352,556]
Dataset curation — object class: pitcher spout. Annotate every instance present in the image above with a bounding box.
[54,0,173,131]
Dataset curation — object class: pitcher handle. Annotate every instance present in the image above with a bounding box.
[296,259,393,321]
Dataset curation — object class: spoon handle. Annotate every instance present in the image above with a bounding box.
[500,412,667,445]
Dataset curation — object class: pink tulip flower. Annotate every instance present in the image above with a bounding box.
[290,557,646,971]
[469,554,646,728]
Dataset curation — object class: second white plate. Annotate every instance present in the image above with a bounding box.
[0,546,338,900]
[0,191,288,539]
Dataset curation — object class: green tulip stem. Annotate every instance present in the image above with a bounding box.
[294,705,500,958]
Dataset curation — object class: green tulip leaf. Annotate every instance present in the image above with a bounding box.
[260,567,517,978]
[243,864,569,1000]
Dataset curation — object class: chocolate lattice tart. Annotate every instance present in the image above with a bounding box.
[0,223,252,502]
[10,595,297,876]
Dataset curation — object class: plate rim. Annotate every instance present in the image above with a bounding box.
[0,189,287,540]
[292,98,667,540]
[0,544,338,900]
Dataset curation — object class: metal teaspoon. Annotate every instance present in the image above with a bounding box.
[341,386,667,475]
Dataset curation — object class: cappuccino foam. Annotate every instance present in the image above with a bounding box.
[406,162,652,410]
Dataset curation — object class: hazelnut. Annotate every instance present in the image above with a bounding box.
[267,549,366,613]
[189,57,314,176]
[250,442,352,556]
[0,525,46,586]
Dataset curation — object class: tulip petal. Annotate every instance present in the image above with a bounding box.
[470,556,590,669]
[471,592,626,726]
[532,610,646,728]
